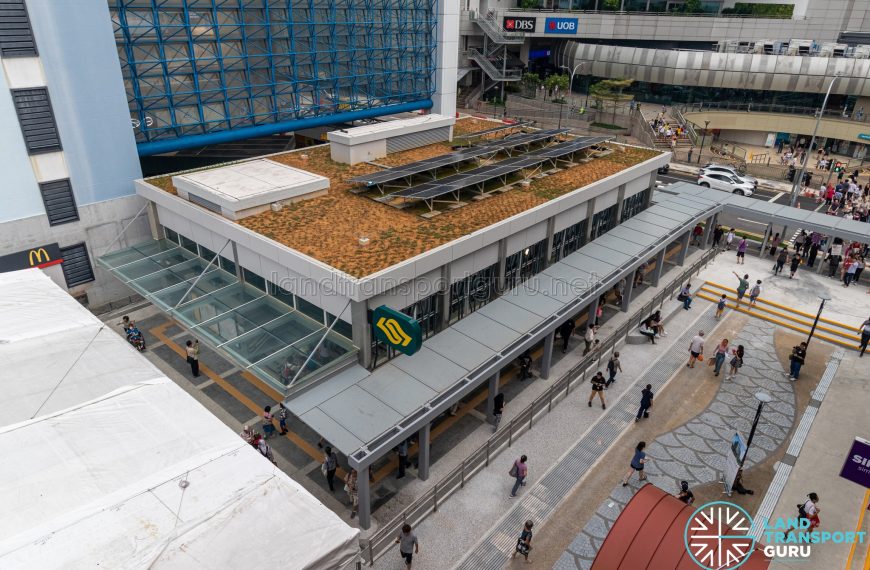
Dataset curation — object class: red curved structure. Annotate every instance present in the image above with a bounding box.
[591,484,770,570]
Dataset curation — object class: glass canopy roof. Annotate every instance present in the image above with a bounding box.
[98,240,357,392]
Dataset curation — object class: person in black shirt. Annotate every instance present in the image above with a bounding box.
[677,480,695,504]
[587,372,607,409]
[559,318,575,353]
[788,342,807,380]
[635,384,654,422]
[518,350,533,381]
[492,393,505,431]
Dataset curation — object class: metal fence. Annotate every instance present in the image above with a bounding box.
[358,247,720,565]
[502,7,799,19]
[681,101,862,121]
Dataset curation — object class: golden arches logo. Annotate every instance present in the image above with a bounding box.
[28,248,50,266]
[376,317,412,347]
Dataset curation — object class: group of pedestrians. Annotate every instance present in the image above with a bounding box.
[684,329,746,380]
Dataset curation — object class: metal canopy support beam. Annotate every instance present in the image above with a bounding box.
[701,215,716,249]
[622,270,635,313]
[439,264,451,331]
[231,241,242,281]
[358,466,371,529]
[486,372,500,425]
[677,232,691,266]
[760,223,772,257]
[651,247,666,287]
[417,423,431,481]
[540,331,554,379]
[614,183,627,222]
[544,216,556,267]
[584,197,596,244]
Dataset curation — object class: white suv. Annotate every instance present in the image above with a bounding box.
[697,172,755,196]
[700,164,758,187]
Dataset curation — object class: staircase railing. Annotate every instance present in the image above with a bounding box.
[470,12,526,44]
[466,49,522,81]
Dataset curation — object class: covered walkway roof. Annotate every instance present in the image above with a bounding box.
[0,270,359,569]
[289,187,720,468]
[591,484,769,570]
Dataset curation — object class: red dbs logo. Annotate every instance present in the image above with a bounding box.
[505,19,515,29]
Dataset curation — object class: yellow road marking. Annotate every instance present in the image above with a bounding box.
[845,488,870,570]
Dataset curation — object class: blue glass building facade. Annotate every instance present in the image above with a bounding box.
[111,0,438,154]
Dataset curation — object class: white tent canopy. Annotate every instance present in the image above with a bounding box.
[0,270,359,569]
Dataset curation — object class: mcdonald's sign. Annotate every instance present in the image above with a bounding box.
[0,242,63,273]
[371,305,422,356]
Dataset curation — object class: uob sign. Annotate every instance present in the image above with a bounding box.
[544,17,578,34]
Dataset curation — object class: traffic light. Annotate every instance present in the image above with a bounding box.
[834,161,844,172]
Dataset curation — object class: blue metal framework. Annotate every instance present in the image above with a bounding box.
[110,0,437,154]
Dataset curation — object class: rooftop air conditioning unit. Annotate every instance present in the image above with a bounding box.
[787,39,814,56]
[762,41,776,54]
[854,45,870,58]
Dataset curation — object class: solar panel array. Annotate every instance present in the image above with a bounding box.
[349,128,568,186]
[393,136,609,201]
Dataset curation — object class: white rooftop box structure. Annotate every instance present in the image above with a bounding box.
[0,269,359,569]
[328,114,455,164]
[172,159,329,220]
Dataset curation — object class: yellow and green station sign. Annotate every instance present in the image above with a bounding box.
[372,305,422,356]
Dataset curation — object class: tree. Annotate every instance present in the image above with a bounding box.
[682,0,702,12]
[544,73,569,100]
[601,0,620,10]
[520,0,540,8]
[588,78,635,124]
[520,72,542,98]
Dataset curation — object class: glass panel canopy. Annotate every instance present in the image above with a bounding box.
[98,239,357,392]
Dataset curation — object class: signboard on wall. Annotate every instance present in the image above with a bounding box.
[372,305,422,356]
[0,243,63,273]
[858,133,870,141]
[840,437,870,488]
[503,16,536,31]
[544,17,578,34]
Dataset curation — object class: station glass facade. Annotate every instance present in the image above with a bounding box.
[111,0,437,146]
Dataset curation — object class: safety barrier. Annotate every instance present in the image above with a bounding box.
[358,247,720,565]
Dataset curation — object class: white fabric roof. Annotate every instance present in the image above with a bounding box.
[0,270,359,569]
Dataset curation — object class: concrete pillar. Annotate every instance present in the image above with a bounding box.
[587,301,598,327]
[231,242,243,281]
[615,184,627,223]
[540,332,554,379]
[439,264,451,331]
[351,300,372,368]
[584,197,596,243]
[358,465,371,529]
[417,423,431,481]
[544,216,556,267]
[701,215,715,250]
[146,200,161,240]
[759,224,772,258]
[622,270,635,313]
[486,372,499,425]
[651,248,666,287]
[645,171,657,208]
[497,238,507,292]
[677,232,691,266]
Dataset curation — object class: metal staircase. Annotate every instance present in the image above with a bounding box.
[466,48,522,82]
[470,13,526,45]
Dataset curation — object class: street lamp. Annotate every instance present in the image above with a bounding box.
[806,292,832,348]
[740,391,773,468]
[789,72,842,207]
[560,62,585,110]
[697,120,710,164]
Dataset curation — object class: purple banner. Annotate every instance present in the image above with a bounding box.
[840,437,870,488]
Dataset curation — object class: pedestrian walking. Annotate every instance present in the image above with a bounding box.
[606,352,622,387]
[395,524,419,569]
[513,520,534,563]
[725,228,735,250]
[583,324,596,355]
[712,338,730,377]
[588,371,607,409]
[276,402,289,435]
[774,248,788,275]
[621,441,648,486]
[734,272,750,307]
[240,425,255,445]
[322,445,338,491]
[789,253,802,279]
[788,342,807,381]
[843,256,859,287]
[728,345,745,379]
[396,439,409,479]
[859,317,870,357]
[255,435,277,465]
[748,280,762,309]
[559,318,575,353]
[736,237,748,264]
[262,405,276,438]
[715,293,727,319]
[687,330,705,368]
[345,468,359,519]
[679,282,693,310]
[785,493,821,537]
[854,257,865,284]
[509,455,528,497]
[713,224,724,248]
[518,350,533,381]
[185,339,200,377]
[676,481,695,505]
[492,392,505,431]
[635,384,654,422]
[768,233,781,256]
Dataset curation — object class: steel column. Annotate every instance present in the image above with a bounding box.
[417,423,431,481]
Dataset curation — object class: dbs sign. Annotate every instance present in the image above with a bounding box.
[372,305,423,356]
[502,16,536,31]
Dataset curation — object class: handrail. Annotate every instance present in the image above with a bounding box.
[359,247,720,565]
[470,12,526,44]
[629,108,657,149]
[503,7,802,19]
[466,48,523,81]
[673,107,699,146]
[680,101,866,122]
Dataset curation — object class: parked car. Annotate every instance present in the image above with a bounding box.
[697,172,755,196]
[700,164,757,187]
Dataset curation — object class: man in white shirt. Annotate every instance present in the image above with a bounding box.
[687,330,705,368]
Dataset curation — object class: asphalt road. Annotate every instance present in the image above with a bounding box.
[655,171,824,239]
